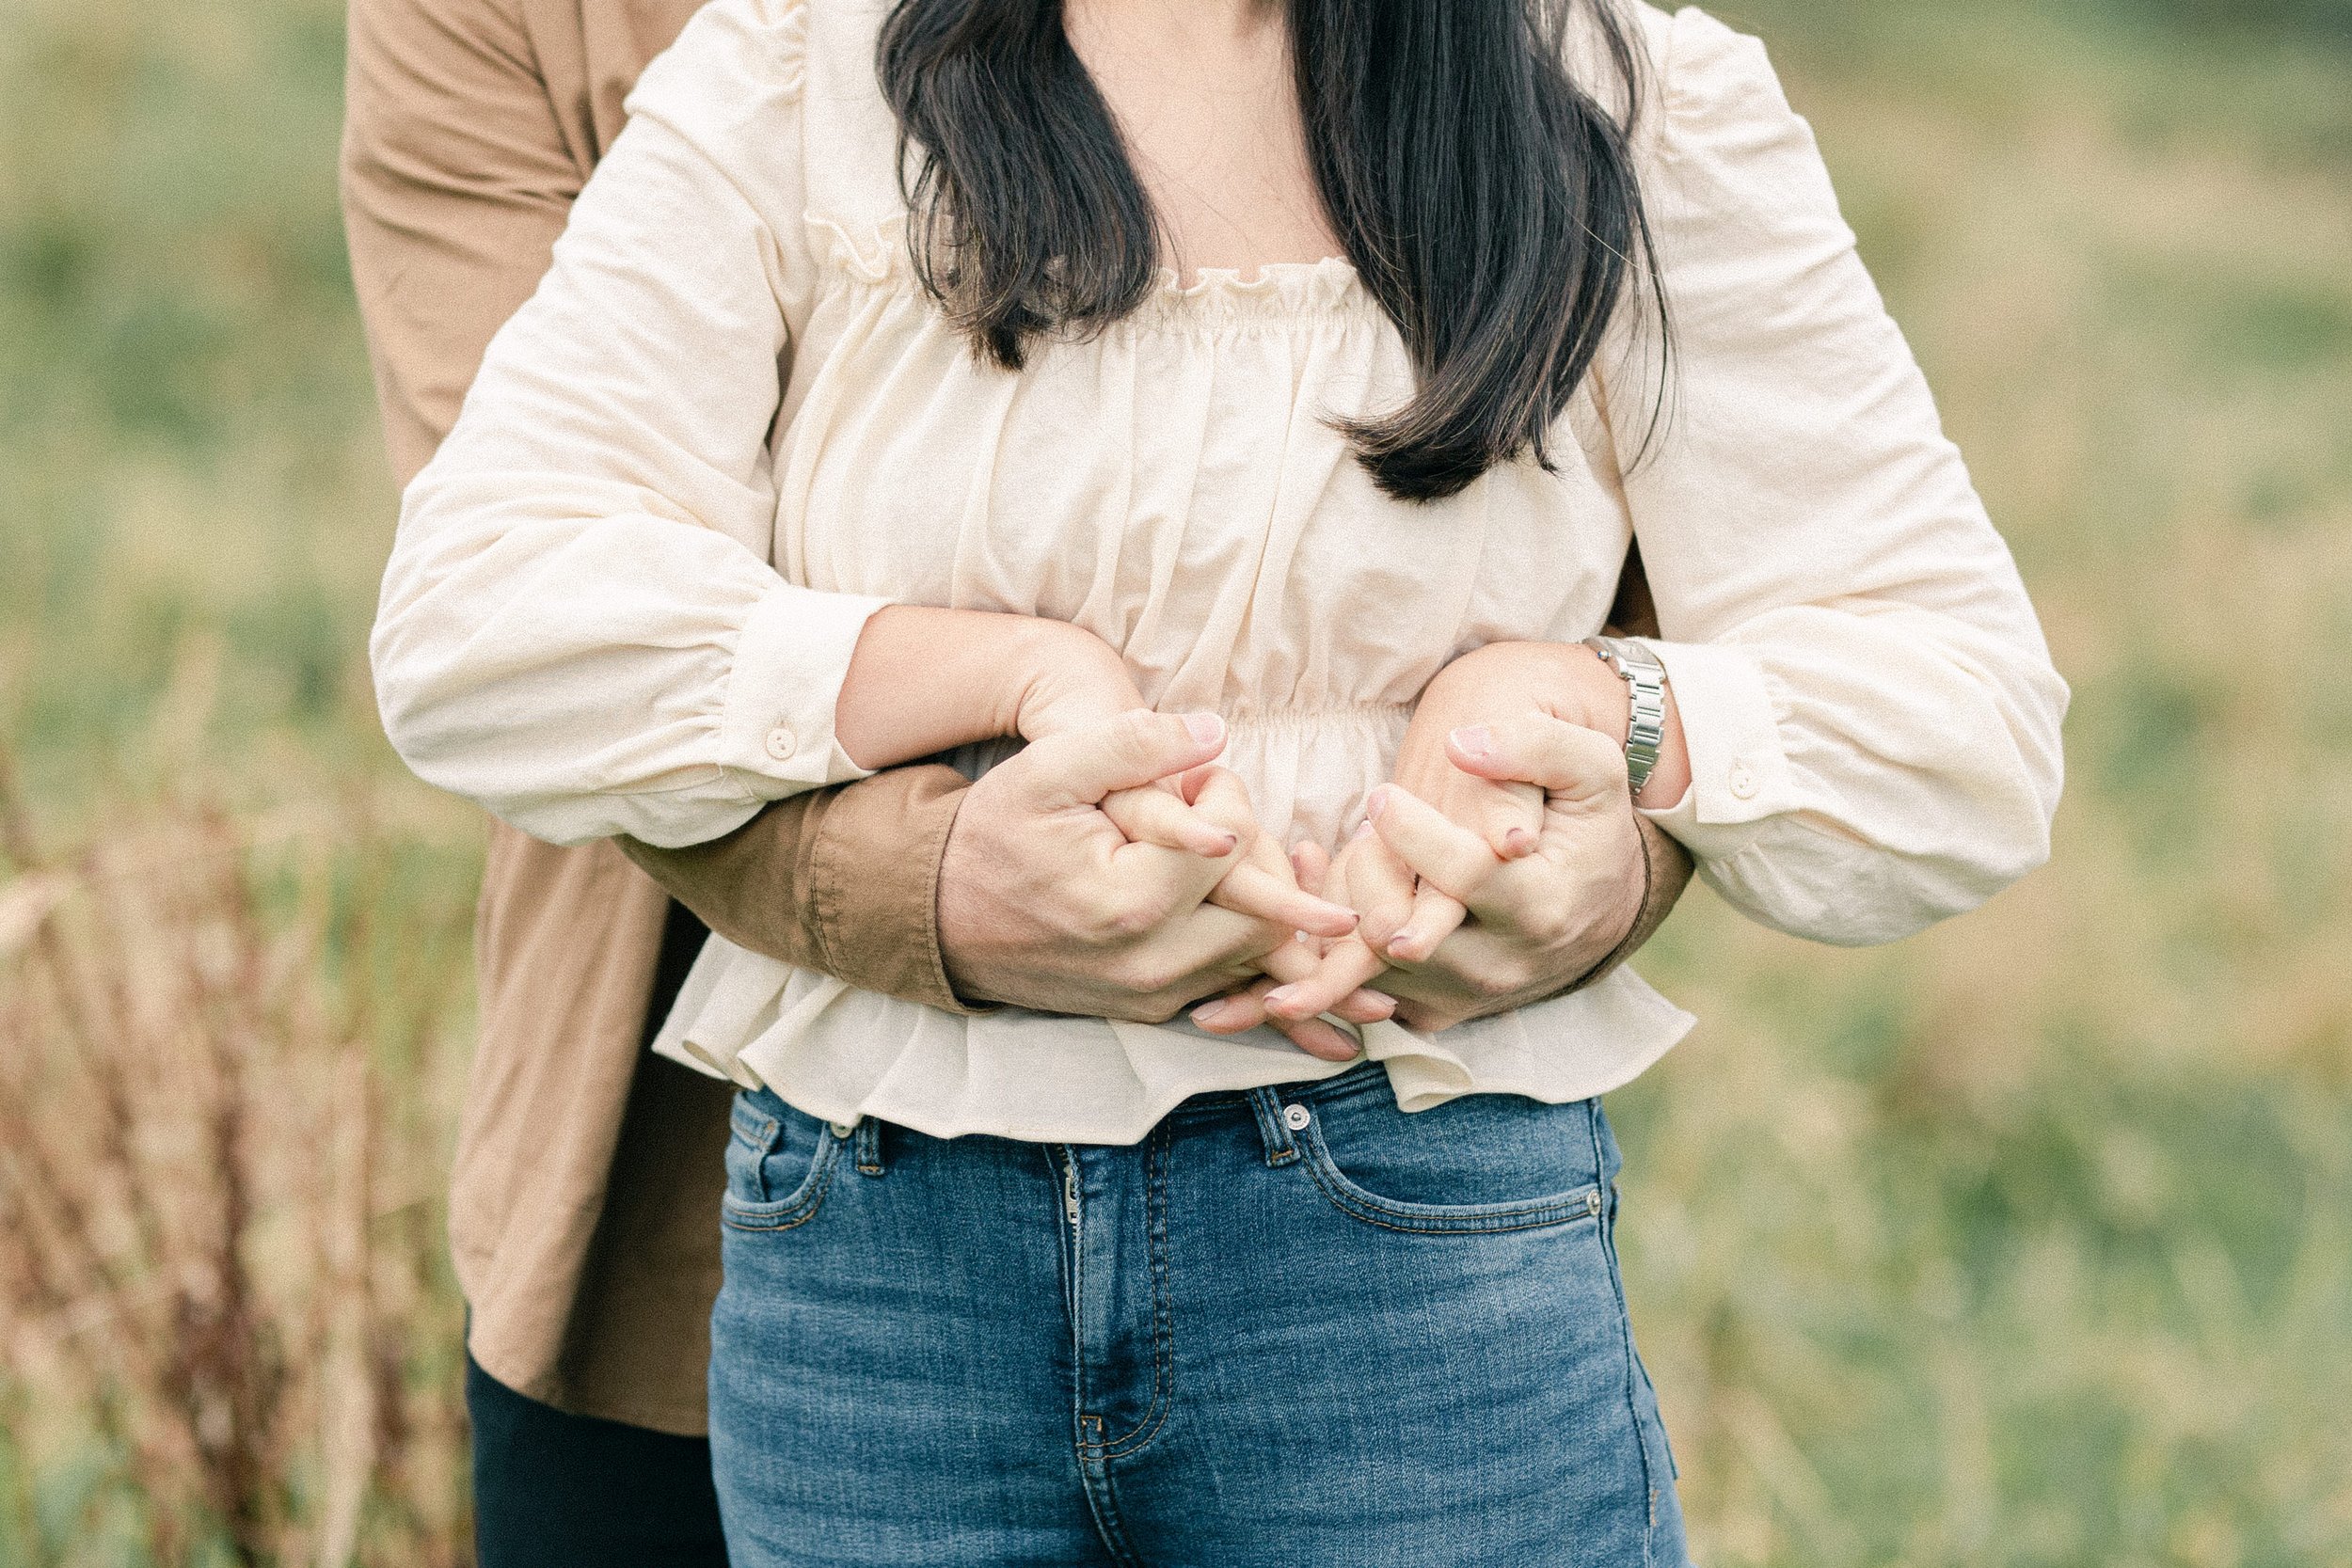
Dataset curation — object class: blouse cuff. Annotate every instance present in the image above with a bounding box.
[717,579,892,798]
[1632,637,1800,858]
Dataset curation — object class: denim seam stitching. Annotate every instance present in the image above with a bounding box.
[1589,1101,1663,1566]
[729,1107,780,1154]
[1075,1446,1145,1568]
[1297,1124,1606,1234]
[1304,1171,1605,1236]
[1088,1125,1176,1461]
[719,1134,841,1231]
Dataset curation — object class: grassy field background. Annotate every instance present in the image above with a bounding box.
[2,0,2348,1561]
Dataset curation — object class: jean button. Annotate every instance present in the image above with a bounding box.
[1281,1103,1311,1132]
[829,1119,858,1139]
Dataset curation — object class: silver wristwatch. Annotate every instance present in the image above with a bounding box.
[1581,636,1667,798]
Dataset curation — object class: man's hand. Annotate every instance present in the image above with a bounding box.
[936,709,1382,1060]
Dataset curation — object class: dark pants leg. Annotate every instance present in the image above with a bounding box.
[468,897,729,1566]
[467,1354,729,1568]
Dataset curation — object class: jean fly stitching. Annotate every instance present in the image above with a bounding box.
[1089,1124,1176,1461]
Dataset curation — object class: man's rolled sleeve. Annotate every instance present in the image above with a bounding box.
[617,766,989,1016]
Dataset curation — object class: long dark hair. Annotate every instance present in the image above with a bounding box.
[878,0,1667,502]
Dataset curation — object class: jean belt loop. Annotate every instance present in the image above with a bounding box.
[1246,1087,1300,1167]
[854,1116,886,1178]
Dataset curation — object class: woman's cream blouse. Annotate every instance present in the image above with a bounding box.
[373,0,2068,1144]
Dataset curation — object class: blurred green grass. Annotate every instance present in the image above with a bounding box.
[2,0,2348,1561]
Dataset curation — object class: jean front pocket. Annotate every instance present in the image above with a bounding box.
[1295,1083,1613,1236]
[721,1088,841,1232]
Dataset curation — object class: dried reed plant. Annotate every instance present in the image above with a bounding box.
[0,748,472,1567]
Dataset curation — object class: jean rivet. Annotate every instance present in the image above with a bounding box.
[1282,1104,1311,1132]
[829,1119,858,1139]
[1586,1188,1604,1215]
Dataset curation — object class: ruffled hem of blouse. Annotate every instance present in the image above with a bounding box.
[652,938,1696,1147]
[805,214,1375,325]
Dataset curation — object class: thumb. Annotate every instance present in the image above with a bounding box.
[1445,712,1629,807]
[1009,709,1228,809]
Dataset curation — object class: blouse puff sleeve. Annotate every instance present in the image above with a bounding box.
[1599,7,2069,946]
[368,0,889,850]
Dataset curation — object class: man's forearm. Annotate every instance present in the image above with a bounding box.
[616,764,987,1015]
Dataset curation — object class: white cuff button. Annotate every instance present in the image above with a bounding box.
[764,724,799,763]
[1728,759,1758,800]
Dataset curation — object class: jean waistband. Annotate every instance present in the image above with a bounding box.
[1159,1059,1391,1167]
[809,1061,1392,1178]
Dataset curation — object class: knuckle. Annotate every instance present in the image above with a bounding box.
[1132,990,1188,1024]
[1468,964,1523,1003]
[1194,789,1254,838]
[1565,726,1628,778]
[1519,903,1573,948]
[1228,923,1286,964]
[1079,883,1155,942]
[1102,898,1164,942]
[1116,706,1172,756]
[1093,991,1159,1023]
[1123,952,1192,996]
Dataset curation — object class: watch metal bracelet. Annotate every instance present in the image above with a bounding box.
[1581,635,1667,799]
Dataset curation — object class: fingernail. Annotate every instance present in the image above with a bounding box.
[1451,724,1495,759]
[1387,935,1414,958]
[1190,1000,1235,1028]
[1365,788,1389,821]
[1201,831,1239,856]
[1352,820,1375,840]
[1263,985,1298,1010]
[1184,712,1225,746]
[1306,1025,1359,1059]
[1365,994,1398,1020]
[1502,827,1536,857]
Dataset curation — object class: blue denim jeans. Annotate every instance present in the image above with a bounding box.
[709,1063,1687,1567]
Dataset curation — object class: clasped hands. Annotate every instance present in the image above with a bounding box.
[936,632,1650,1060]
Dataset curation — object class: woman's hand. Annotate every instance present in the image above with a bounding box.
[1350,714,1647,1031]
[1195,639,1685,1035]
[1165,767,1396,1060]
[1195,715,1644,1035]
[1347,639,1673,962]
